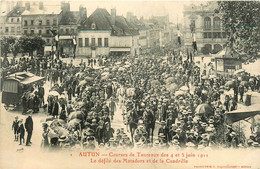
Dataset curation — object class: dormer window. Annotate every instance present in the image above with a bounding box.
[91,23,96,30]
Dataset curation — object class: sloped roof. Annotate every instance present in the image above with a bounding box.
[60,11,80,25]
[81,8,112,30]
[80,8,139,36]
[7,6,25,17]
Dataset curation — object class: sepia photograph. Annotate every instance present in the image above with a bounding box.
[0,0,260,168]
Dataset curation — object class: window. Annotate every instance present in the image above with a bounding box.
[203,32,208,39]
[38,30,42,35]
[5,27,9,32]
[46,20,50,26]
[24,20,28,26]
[17,18,20,22]
[17,27,20,32]
[98,38,102,47]
[204,17,211,30]
[46,30,50,34]
[11,27,15,32]
[104,38,108,47]
[60,29,63,34]
[39,20,42,26]
[213,32,221,39]
[213,17,221,30]
[31,20,34,25]
[91,38,95,46]
[79,38,83,47]
[53,19,57,26]
[47,39,50,43]
[71,29,74,34]
[11,18,14,22]
[207,32,212,38]
[91,23,96,29]
[222,32,226,38]
[31,30,34,34]
[85,38,89,47]
[66,29,69,34]
[24,30,27,35]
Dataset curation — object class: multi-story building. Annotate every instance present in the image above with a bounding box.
[21,2,62,46]
[58,2,87,57]
[0,2,25,37]
[77,8,140,57]
[183,2,227,54]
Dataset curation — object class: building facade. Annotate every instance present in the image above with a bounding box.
[21,2,62,46]
[0,2,25,37]
[77,8,140,57]
[183,2,227,54]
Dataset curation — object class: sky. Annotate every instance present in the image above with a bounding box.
[0,0,208,23]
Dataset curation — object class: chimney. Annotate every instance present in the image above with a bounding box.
[61,2,70,12]
[126,12,133,23]
[39,2,44,10]
[111,8,116,25]
[25,2,30,10]
[16,1,23,8]
[79,5,87,22]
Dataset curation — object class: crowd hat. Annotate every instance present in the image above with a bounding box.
[160,121,166,125]
[172,139,179,145]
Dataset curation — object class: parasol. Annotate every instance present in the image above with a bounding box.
[201,76,208,80]
[175,90,185,96]
[50,119,66,127]
[85,76,93,81]
[101,72,110,76]
[180,86,189,91]
[118,67,125,71]
[209,75,216,79]
[68,111,85,120]
[166,77,175,84]
[166,84,178,92]
[52,126,69,136]
[150,80,160,87]
[79,80,87,86]
[225,80,235,88]
[240,81,248,86]
[234,69,245,75]
[123,65,131,68]
[49,91,60,96]
[195,104,214,115]
[67,119,81,128]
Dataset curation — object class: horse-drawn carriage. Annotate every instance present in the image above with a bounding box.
[2,72,45,108]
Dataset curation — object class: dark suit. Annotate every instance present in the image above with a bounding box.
[25,116,33,145]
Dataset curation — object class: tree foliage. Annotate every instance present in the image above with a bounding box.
[18,36,45,56]
[0,36,17,57]
[218,1,260,57]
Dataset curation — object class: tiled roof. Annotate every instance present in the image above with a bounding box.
[59,11,80,25]
[80,8,139,36]
[7,6,25,17]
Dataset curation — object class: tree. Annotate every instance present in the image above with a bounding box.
[19,36,45,56]
[218,1,260,59]
[0,36,17,57]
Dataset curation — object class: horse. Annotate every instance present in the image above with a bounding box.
[143,110,156,143]
[127,110,138,142]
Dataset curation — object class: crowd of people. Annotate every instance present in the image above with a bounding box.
[3,49,260,150]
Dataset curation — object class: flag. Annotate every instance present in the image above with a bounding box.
[177,25,181,45]
[55,35,59,42]
[190,51,193,62]
[192,33,197,51]
[186,49,189,61]
[73,37,77,45]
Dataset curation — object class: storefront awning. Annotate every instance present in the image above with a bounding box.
[59,36,73,40]
[44,46,56,52]
[110,47,131,52]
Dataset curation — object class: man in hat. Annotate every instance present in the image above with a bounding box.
[17,119,25,145]
[12,116,19,141]
[25,112,33,146]
[158,121,169,143]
